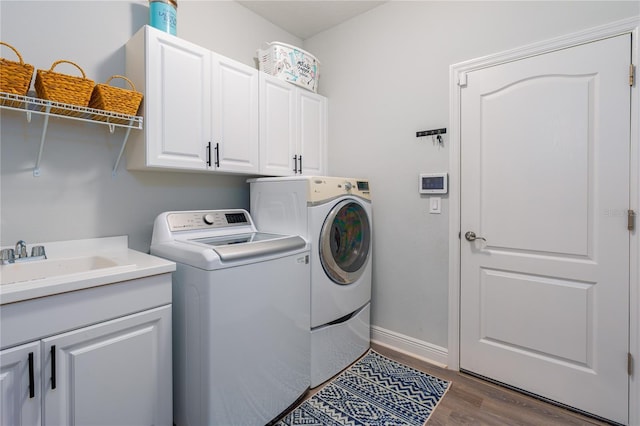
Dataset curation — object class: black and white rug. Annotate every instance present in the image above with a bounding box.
[275,350,450,426]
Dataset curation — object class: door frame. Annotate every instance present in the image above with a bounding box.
[448,16,640,424]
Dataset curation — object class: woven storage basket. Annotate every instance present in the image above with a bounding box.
[35,60,94,108]
[89,75,143,116]
[0,42,34,100]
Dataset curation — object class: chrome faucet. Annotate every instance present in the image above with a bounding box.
[0,240,47,265]
[15,240,27,259]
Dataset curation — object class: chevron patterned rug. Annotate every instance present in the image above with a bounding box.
[275,350,450,426]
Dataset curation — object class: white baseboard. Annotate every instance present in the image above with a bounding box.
[371,325,449,368]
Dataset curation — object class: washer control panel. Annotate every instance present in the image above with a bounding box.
[167,210,249,231]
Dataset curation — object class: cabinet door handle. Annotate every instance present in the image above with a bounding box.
[206,142,212,167]
[50,345,56,390]
[298,155,303,174]
[214,143,220,168]
[28,352,35,398]
[293,155,298,173]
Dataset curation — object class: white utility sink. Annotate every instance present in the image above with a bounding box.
[0,237,176,305]
[1,255,135,285]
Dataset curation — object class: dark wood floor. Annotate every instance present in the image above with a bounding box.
[370,343,612,425]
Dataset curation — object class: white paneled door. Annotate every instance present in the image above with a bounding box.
[460,34,631,424]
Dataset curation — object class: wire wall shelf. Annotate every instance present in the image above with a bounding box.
[0,92,143,176]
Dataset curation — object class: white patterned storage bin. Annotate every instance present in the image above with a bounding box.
[257,42,320,92]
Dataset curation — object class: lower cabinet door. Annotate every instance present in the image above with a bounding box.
[42,305,172,426]
[0,342,41,426]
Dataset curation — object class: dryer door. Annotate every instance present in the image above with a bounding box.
[320,199,371,285]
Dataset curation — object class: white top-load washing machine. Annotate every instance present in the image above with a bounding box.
[249,176,372,387]
[150,209,310,426]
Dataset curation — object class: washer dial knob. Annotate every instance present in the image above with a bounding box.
[203,214,215,225]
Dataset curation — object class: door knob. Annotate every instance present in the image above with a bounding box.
[465,231,486,242]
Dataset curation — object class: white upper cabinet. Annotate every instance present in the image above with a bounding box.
[126,26,211,170]
[126,26,259,174]
[259,74,297,175]
[211,53,259,174]
[126,26,324,176]
[259,73,327,176]
[297,89,327,176]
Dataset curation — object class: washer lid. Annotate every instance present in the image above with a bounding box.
[191,233,306,262]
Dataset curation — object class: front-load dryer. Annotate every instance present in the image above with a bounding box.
[249,176,372,387]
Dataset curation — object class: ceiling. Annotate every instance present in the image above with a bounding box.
[238,1,386,40]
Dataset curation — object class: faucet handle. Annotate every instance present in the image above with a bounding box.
[31,245,47,259]
[1,248,15,264]
[15,240,27,258]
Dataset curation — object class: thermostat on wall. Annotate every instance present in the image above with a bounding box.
[419,173,448,194]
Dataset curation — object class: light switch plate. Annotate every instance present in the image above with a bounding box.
[429,197,441,214]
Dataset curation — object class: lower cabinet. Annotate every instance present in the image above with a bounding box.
[0,305,171,426]
[1,342,40,426]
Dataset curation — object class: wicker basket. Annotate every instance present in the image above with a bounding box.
[0,42,34,101]
[89,75,143,116]
[35,60,94,108]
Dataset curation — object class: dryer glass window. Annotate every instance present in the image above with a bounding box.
[320,200,371,285]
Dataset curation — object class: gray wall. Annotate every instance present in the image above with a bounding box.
[2,1,638,354]
[304,1,640,349]
[0,1,301,252]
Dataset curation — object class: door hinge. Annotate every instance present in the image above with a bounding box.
[459,72,468,87]
[629,209,636,231]
[629,352,634,376]
[630,64,635,87]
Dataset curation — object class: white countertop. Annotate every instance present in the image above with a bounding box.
[0,236,176,305]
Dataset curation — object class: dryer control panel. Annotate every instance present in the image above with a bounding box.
[309,177,371,204]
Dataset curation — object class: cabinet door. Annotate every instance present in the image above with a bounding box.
[0,342,41,426]
[259,74,297,176]
[146,27,211,170]
[42,305,172,426]
[212,53,259,174]
[298,90,327,176]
